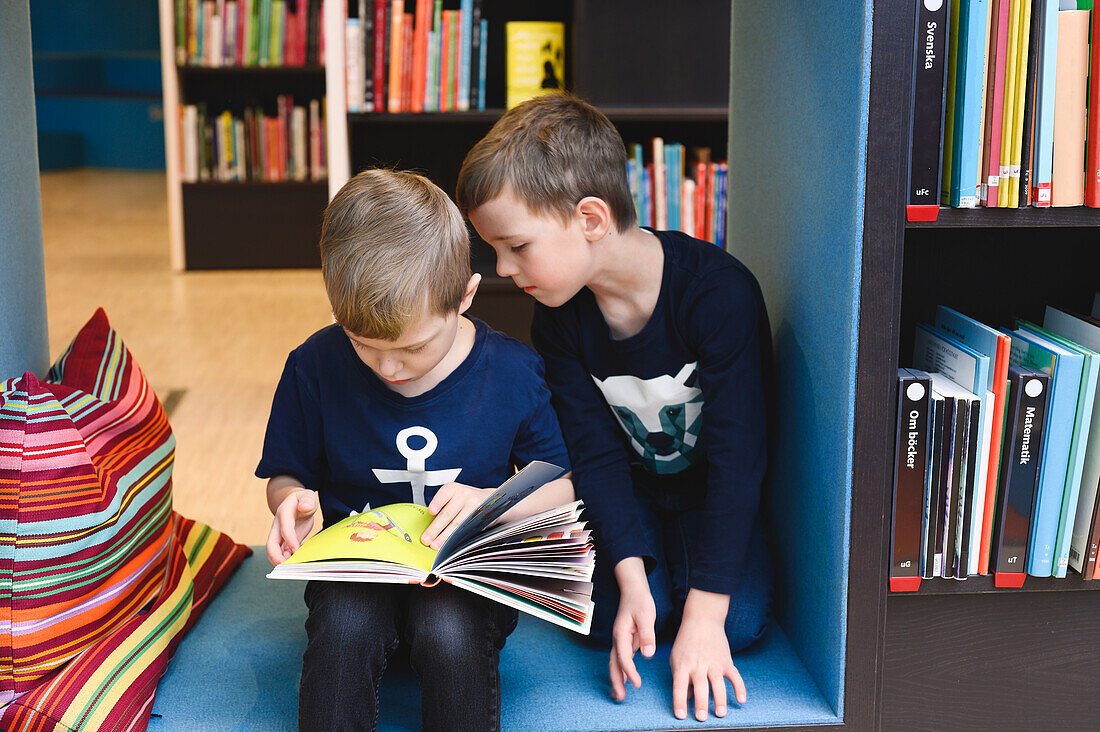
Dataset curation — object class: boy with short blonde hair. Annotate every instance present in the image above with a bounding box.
[258,168,573,732]
[459,94,773,723]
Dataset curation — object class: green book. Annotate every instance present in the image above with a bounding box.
[447,10,458,111]
[272,0,285,66]
[940,0,962,205]
[259,0,272,66]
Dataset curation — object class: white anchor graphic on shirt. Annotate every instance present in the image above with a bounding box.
[370,426,462,506]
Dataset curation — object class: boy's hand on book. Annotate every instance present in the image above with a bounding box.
[670,589,744,721]
[421,482,492,550]
[609,557,657,702]
[266,489,318,566]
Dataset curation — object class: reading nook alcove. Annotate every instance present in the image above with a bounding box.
[149,2,874,730]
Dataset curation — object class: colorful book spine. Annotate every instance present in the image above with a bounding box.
[373,0,387,112]
[387,0,403,113]
[981,0,1011,205]
[477,18,487,110]
[1016,0,1041,207]
[401,12,414,111]
[411,0,431,113]
[906,0,951,220]
[1028,0,1059,205]
[1001,0,1031,206]
[948,0,989,207]
[440,10,453,111]
[345,17,364,113]
[458,0,473,111]
[714,163,728,249]
[891,369,934,591]
[450,9,461,112]
[991,367,1050,585]
[1050,9,1089,206]
[1006,326,1084,576]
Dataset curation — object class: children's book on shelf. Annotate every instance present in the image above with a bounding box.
[923,387,948,578]
[1086,4,1100,207]
[1004,324,1085,576]
[891,369,934,591]
[990,366,1049,585]
[1042,306,1100,578]
[933,306,1011,574]
[913,323,995,575]
[267,461,595,634]
[941,0,988,208]
[929,372,982,579]
[504,21,564,110]
[906,0,951,220]
[1050,8,1089,207]
[1018,319,1100,577]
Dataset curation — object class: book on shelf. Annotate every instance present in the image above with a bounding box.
[1086,5,1100,206]
[504,21,565,110]
[929,372,982,579]
[933,307,1011,575]
[981,0,1011,206]
[906,0,951,221]
[1015,0,1040,208]
[1018,319,1100,577]
[175,0,325,68]
[623,141,728,246]
[891,368,934,591]
[913,323,995,576]
[941,0,988,208]
[1041,306,1100,579]
[990,366,1050,585]
[180,96,327,182]
[923,387,948,578]
[348,0,487,113]
[1029,0,1059,206]
[1004,323,1084,576]
[267,461,596,634]
[1050,8,1089,207]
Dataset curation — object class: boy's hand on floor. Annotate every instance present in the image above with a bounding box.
[609,557,657,702]
[670,589,745,721]
[266,489,318,566]
[421,482,491,550]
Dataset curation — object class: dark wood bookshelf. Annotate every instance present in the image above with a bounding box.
[347,106,728,125]
[872,2,1100,728]
[182,180,327,189]
[908,205,1100,227]
[890,574,1100,595]
[178,64,326,74]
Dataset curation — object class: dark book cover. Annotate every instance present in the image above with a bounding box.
[891,369,933,590]
[923,391,946,579]
[363,0,375,110]
[943,394,966,578]
[907,0,951,211]
[991,366,1050,577]
[469,0,483,111]
[933,390,956,578]
[955,391,981,577]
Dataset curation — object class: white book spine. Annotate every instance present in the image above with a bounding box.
[345,19,364,113]
[292,106,308,181]
[182,105,199,183]
[682,178,695,236]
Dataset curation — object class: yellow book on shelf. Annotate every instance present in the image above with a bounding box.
[1005,0,1032,206]
[505,21,565,109]
[998,0,1022,207]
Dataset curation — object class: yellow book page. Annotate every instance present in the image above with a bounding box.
[282,503,438,574]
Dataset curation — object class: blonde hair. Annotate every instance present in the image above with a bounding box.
[456,94,636,232]
[320,169,471,340]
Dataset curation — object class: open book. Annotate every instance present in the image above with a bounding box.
[267,461,594,634]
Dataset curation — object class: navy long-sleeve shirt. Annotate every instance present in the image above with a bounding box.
[257,318,571,528]
[531,230,770,595]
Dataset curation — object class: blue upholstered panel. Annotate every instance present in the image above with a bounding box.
[151,554,838,730]
[0,0,49,378]
[726,1,873,715]
[35,96,165,170]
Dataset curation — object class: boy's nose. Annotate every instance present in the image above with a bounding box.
[378,357,401,377]
[495,256,517,278]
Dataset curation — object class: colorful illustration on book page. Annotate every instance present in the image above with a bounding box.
[284,503,437,573]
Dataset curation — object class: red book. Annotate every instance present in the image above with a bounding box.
[237,0,249,66]
[284,8,298,66]
[440,10,452,111]
[373,0,387,112]
[387,0,404,113]
[401,13,414,112]
[977,332,1012,575]
[981,0,1011,207]
[451,9,461,111]
[1086,6,1100,206]
[694,162,707,240]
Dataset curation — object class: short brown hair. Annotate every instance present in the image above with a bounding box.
[456,94,636,232]
[319,169,471,340]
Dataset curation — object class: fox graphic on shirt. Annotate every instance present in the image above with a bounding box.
[591,362,704,475]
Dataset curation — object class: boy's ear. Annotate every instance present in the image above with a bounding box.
[457,273,482,315]
[575,196,613,242]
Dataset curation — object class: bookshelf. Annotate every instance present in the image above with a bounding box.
[868,4,1100,730]
[157,0,329,271]
[322,0,731,342]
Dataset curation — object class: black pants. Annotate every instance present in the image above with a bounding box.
[298,581,518,732]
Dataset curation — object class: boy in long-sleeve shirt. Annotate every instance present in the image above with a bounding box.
[458,93,773,723]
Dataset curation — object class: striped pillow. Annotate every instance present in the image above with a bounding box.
[0,308,248,729]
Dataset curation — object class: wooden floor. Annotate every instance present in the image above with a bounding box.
[40,170,333,545]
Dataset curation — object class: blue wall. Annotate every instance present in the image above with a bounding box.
[29,0,164,170]
[727,1,873,717]
[1,1,50,378]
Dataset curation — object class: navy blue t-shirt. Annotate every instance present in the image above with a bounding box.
[531,230,771,595]
[257,318,571,527]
